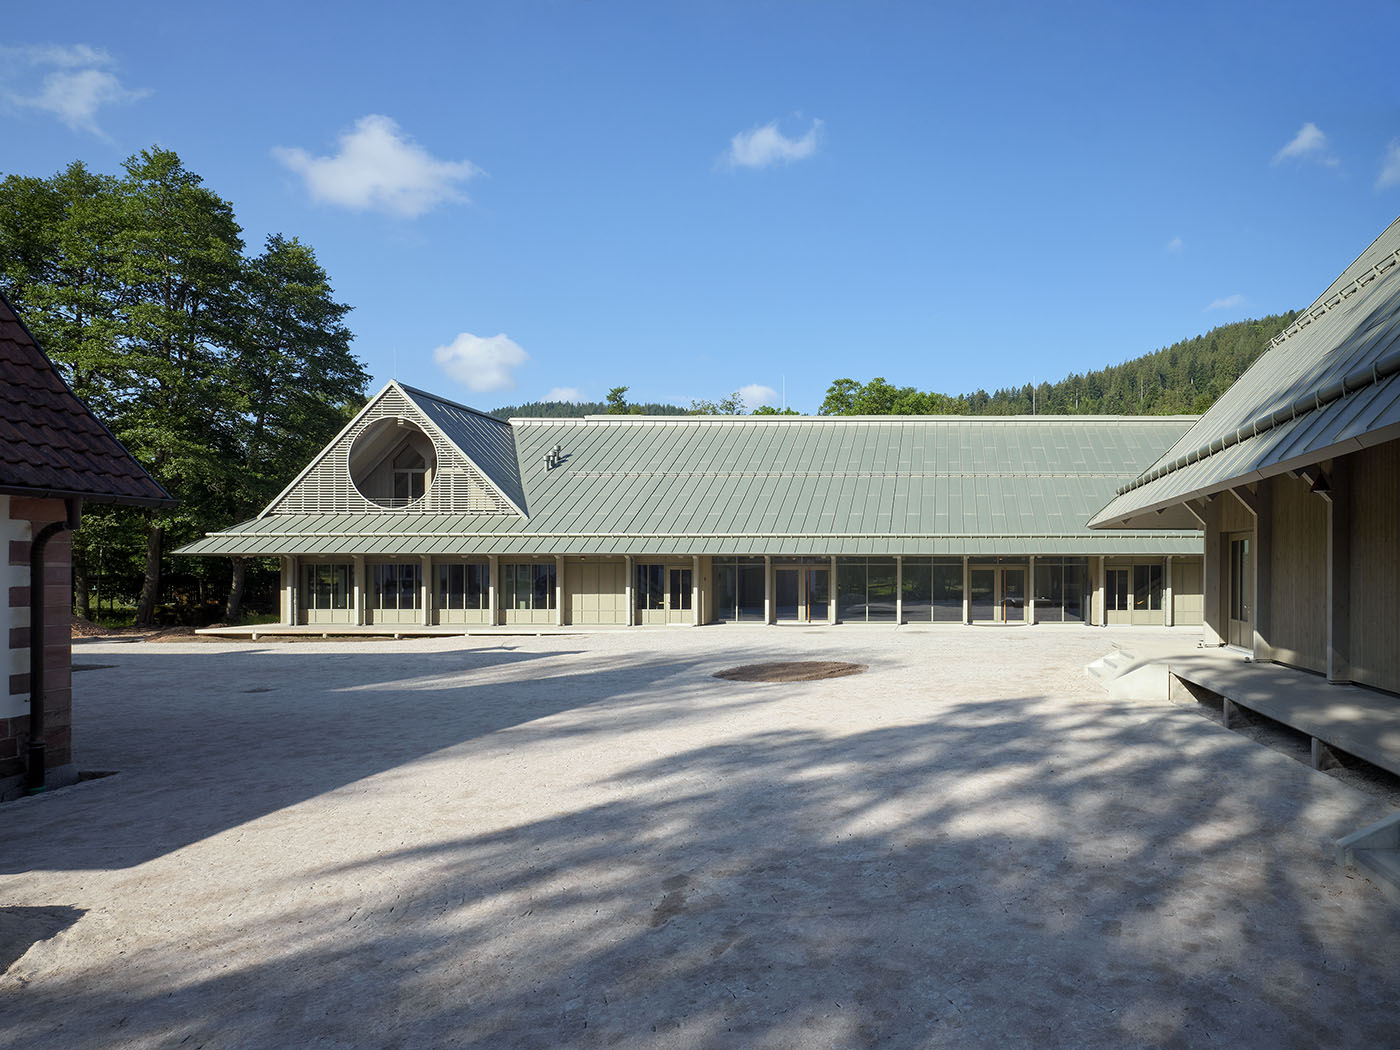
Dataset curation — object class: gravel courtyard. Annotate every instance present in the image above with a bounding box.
[2,627,1398,1049]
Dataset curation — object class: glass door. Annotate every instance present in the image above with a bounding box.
[970,568,996,622]
[1001,568,1025,623]
[667,567,693,624]
[805,568,830,623]
[970,565,1027,623]
[775,569,800,621]
[1228,534,1252,648]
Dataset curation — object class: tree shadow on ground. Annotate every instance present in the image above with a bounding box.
[0,642,791,873]
[3,671,1396,1049]
[0,906,84,975]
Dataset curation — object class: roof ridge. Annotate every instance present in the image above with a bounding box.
[395,381,508,426]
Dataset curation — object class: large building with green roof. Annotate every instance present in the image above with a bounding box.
[179,382,1204,629]
[1093,214,1400,692]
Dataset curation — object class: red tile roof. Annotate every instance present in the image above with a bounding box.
[0,294,172,507]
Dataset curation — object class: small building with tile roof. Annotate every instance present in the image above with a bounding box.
[1,293,171,799]
[1092,215,1400,693]
[178,380,1204,632]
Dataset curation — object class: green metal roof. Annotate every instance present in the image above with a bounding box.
[396,384,526,512]
[1093,215,1400,528]
[178,414,1202,558]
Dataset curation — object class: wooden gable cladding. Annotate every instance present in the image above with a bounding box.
[265,385,519,517]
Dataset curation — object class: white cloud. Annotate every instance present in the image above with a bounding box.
[544,386,582,403]
[1206,294,1245,311]
[1273,122,1338,167]
[738,383,779,408]
[1,44,149,137]
[432,332,528,392]
[724,118,823,169]
[1166,236,1184,253]
[274,115,481,218]
[1378,141,1400,190]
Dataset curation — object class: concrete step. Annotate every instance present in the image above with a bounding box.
[1337,811,1400,903]
[1351,849,1400,904]
[1085,648,1135,683]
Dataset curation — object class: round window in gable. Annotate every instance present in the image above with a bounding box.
[348,416,438,508]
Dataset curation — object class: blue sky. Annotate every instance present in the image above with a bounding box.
[4,1,1399,412]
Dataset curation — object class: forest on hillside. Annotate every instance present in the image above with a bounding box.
[820,312,1300,416]
[488,398,688,419]
[496,312,1301,419]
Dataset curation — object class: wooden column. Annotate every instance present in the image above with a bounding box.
[421,555,432,627]
[352,555,366,626]
[1325,459,1351,683]
[555,555,565,627]
[1230,484,1272,662]
[1163,556,1174,627]
[1201,499,1225,646]
[829,556,838,625]
[624,555,634,627]
[488,554,500,626]
[895,556,903,626]
[281,556,296,626]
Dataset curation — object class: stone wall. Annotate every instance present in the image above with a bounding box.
[2,494,73,797]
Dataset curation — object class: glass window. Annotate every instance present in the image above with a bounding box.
[371,562,421,610]
[1033,558,1086,623]
[437,563,488,610]
[305,564,351,610]
[737,560,765,620]
[866,558,897,622]
[715,562,738,620]
[837,559,868,622]
[502,562,554,611]
[392,445,427,503]
[902,558,933,621]
[931,559,963,622]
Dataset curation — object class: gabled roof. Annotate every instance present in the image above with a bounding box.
[0,293,172,507]
[179,413,1202,557]
[396,384,526,512]
[1091,215,1400,529]
[258,380,525,518]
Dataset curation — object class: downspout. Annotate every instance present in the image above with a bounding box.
[27,498,82,795]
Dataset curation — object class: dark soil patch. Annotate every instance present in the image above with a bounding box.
[713,661,867,683]
[69,616,110,638]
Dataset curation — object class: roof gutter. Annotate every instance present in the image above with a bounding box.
[0,484,173,509]
[27,498,82,795]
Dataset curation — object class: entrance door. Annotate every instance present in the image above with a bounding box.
[805,568,830,623]
[775,569,800,620]
[970,568,996,621]
[1105,567,1131,625]
[1228,534,1252,648]
[969,566,1025,623]
[776,567,830,623]
[1001,568,1025,623]
[667,567,693,624]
